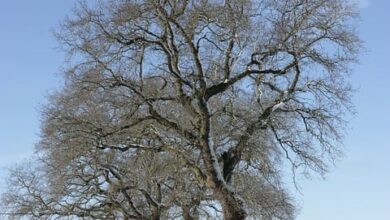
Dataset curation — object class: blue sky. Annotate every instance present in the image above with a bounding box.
[0,1,389,219]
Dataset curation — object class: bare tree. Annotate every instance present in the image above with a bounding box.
[1,0,361,219]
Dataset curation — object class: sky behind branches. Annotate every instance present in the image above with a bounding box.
[0,1,389,219]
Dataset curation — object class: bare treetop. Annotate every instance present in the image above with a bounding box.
[1,0,361,219]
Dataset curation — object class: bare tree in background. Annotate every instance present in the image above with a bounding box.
[1,0,361,219]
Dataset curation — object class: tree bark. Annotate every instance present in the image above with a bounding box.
[182,206,196,220]
[214,184,247,220]
[197,95,247,219]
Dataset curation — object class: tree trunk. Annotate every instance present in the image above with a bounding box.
[182,206,196,220]
[183,210,194,220]
[150,206,161,220]
[197,95,247,219]
[214,185,247,220]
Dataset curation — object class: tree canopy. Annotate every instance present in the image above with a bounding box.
[1,0,361,219]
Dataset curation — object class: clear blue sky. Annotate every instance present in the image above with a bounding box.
[0,1,388,219]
